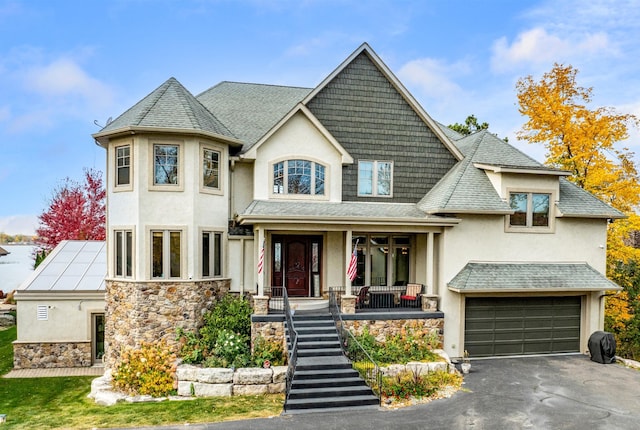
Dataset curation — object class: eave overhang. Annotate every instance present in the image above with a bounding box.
[92,126,244,149]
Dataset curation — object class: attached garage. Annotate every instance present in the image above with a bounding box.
[464,296,581,357]
[448,262,622,358]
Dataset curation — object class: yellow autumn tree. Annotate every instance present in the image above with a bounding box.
[516,63,640,358]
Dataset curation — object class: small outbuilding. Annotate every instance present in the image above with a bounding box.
[13,240,106,369]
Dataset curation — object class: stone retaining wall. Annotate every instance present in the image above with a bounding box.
[176,364,287,397]
[13,341,92,369]
[343,318,444,347]
[105,279,230,369]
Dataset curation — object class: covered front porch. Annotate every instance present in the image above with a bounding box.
[238,200,458,316]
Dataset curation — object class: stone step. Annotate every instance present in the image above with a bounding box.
[288,385,374,400]
[294,367,359,380]
[285,394,380,411]
[297,347,343,357]
[291,376,365,388]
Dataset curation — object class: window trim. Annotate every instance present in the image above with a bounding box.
[113,228,134,278]
[357,160,393,198]
[200,143,224,195]
[269,157,329,200]
[148,227,186,279]
[505,188,555,233]
[200,229,224,278]
[114,144,132,190]
[149,140,184,192]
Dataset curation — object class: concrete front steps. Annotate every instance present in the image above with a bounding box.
[284,313,379,414]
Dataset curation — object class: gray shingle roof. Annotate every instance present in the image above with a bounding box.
[417,132,512,214]
[558,178,625,218]
[239,200,458,225]
[19,241,106,292]
[99,77,235,139]
[448,262,621,292]
[418,130,624,218]
[197,82,312,150]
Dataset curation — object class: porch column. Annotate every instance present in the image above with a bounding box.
[427,232,435,295]
[344,230,353,296]
[256,227,265,297]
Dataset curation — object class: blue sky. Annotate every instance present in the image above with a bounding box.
[1,0,639,235]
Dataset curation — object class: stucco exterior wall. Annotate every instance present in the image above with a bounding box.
[107,134,231,281]
[252,112,345,202]
[437,213,609,358]
[16,294,104,343]
[227,236,255,294]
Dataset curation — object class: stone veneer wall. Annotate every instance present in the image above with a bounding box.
[105,279,230,369]
[13,342,92,369]
[251,321,286,352]
[343,318,444,347]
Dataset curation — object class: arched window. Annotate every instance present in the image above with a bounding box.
[273,160,325,196]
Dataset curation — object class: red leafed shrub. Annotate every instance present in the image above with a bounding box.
[35,168,105,256]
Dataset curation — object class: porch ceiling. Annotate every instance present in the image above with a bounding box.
[237,200,460,227]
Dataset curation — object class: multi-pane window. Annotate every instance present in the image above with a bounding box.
[154,144,179,185]
[116,145,130,186]
[358,161,392,197]
[351,235,411,287]
[202,232,222,277]
[203,148,220,189]
[115,230,133,278]
[509,192,550,228]
[152,230,181,278]
[272,160,326,196]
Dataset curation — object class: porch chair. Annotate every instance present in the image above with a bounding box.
[400,283,423,308]
[355,286,370,309]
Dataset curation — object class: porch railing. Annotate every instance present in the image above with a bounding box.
[281,286,298,405]
[352,284,423,311]
[269,286,284,314]
[329,288,382,405]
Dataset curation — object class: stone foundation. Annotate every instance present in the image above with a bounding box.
[105,279,230,369]
[13,341,92,369]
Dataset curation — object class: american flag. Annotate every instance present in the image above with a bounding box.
[347,240,358,281]
[257,240,265,274]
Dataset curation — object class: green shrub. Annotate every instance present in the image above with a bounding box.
[382,369,461,400]
[113,341,177,397]
[252,337,286,367]
[347,325,441,365]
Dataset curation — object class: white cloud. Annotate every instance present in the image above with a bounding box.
[397,58,469,101]
[491,27,613,73]
[25,57,114,108]
[0,215,38,236]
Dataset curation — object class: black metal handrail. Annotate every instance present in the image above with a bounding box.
[281,286,299,405]
[329,288,382,405]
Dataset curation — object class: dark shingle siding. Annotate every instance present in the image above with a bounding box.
[306,52,457,203]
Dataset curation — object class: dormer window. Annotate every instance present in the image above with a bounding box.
[509,192,550,228]
[273,160,325,196]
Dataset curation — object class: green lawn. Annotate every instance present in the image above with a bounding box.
[0,327,284,429]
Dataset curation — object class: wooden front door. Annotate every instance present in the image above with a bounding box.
[272,235,322,297]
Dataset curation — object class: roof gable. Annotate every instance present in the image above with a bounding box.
[305,45,460,203]
[94,77,238,145]
[243,104,353,164]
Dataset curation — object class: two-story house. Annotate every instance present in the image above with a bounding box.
[14,43,622,369]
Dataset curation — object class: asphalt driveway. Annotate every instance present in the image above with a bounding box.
[133,355,640,430]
